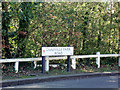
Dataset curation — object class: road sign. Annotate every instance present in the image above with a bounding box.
[42,47,74,56]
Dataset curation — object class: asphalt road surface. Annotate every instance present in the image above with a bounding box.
[5,75,119,88]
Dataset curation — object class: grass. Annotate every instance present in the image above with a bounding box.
[2,64,119,80]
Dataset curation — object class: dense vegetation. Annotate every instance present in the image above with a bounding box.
[1,2,120,61]
[1,2,120,77]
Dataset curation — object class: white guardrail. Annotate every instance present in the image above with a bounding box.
[0,52,120,73]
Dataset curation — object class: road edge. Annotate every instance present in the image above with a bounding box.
[1,72,120,88]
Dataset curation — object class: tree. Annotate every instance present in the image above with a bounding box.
[2,2,119,59]
[2,2,11,58]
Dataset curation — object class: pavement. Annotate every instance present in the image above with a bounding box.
[1,72,120,88]
[5,75,119,88]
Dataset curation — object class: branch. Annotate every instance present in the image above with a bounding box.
[12,26,40,58]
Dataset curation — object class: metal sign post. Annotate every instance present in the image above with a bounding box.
[41,46,45,73]
[67,55,70,72]
[42,56,45,73]
[67,45,71,72]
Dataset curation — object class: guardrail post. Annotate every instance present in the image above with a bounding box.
[45,56,49,72]
[15,61,19,73]
[34,61,37,69]
[118,56,120,67]
[72,58,76,69]
[96,52,100,68]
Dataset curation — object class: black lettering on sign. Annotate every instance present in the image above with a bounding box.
[63,48,70,51]
[54,52,62,55]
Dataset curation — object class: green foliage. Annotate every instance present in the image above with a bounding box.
[2,2,119,63]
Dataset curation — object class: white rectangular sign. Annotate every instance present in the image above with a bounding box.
[42,47,74,56]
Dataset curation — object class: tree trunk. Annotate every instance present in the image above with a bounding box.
[2,2,11,58]
[17,2,30,58]
[108,1,113,53]
[0,2,2,58]
[118,2,120,54]
[97,19,101,48]
[82,11,88,52]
